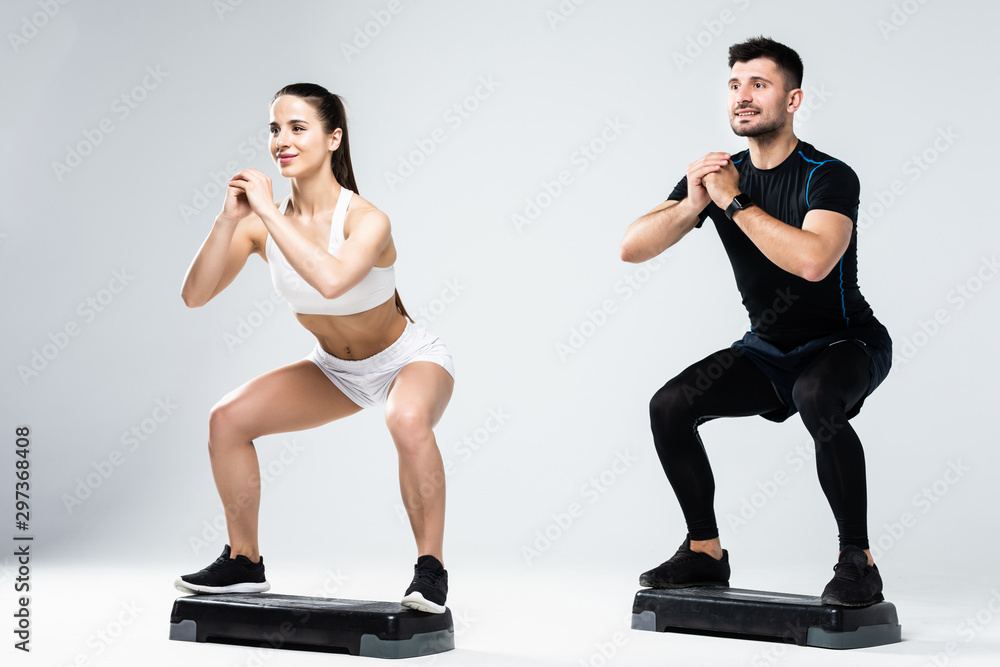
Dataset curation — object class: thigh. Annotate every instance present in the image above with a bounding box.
[217,359,363,438]
[658,347,785,419]
[793,341,871,413]
[385,361,455,429]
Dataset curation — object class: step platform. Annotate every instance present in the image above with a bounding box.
[169,593,454,659]
[631,586,900,649]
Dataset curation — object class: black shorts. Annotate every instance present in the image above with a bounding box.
[730,323,892,423]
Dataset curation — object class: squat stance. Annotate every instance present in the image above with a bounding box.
[175,84,454,613]
[620,37,891,606]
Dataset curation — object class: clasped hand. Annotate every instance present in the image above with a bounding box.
[221,169,277,222]
[687,152,741,210]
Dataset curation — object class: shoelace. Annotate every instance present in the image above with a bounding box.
[666,547,700,564]
[831,561,867,582]
[412,566,442,588]
[205,552,232,571]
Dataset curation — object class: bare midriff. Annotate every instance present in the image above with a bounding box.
[295,296,407,360]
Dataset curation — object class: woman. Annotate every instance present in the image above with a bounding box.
[174,83,455,614]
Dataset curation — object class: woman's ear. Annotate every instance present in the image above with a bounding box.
[329,127,343,152]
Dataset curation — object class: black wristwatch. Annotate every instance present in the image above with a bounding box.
[725,193,754,221]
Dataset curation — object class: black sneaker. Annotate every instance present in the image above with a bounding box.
[821,544,883,607]
[639,537,730,588]
[174,545,270,595]
[400,555,448,614]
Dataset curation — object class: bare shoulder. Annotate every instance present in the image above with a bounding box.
[345,193,391,236]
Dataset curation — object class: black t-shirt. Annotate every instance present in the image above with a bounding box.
[668,140,877,350]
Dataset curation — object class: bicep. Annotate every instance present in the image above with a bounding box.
[335,211,391,288]
[801,208,853,263]
[210,216,266,299]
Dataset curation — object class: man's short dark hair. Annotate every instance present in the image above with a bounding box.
[728,36,803,91]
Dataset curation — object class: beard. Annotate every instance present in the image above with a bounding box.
[730,109,786,138]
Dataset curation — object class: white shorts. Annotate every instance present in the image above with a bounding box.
[306,322,455,409]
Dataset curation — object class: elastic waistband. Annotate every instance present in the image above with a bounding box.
[311,321,421,374]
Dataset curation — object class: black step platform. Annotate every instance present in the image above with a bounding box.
[632,586,901,649]
[169,593,454,659]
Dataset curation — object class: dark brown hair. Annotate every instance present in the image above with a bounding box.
[728,36,803,91]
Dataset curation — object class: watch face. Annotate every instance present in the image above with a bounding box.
[726,194,752,220]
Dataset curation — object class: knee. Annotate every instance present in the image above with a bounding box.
[791,376,833,421]
[649,380,691,427]
[207,397,251,454]
[386,407,433,457]
[792,378,850,443]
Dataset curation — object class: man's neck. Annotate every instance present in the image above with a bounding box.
[747,130,799,170]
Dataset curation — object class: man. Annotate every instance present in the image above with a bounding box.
[619,36,892,606]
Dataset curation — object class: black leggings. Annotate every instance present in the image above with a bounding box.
[649,341,872,549]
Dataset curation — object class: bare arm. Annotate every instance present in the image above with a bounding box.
[728,206,852,281]
[181,185,265,307]
[259,205,391,299]
[703,161,852,281]
[619,199,702,263]
[620,152,729,263]
[230,169,391,299]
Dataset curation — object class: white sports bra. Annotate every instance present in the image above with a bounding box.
[265,189,396,316]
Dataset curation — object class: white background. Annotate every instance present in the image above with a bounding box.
[2,0,997,665]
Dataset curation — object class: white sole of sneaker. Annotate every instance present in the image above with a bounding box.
[173,578,271,595]
[400,591,446,614]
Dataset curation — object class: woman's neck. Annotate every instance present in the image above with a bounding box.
[288,170,343,217]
